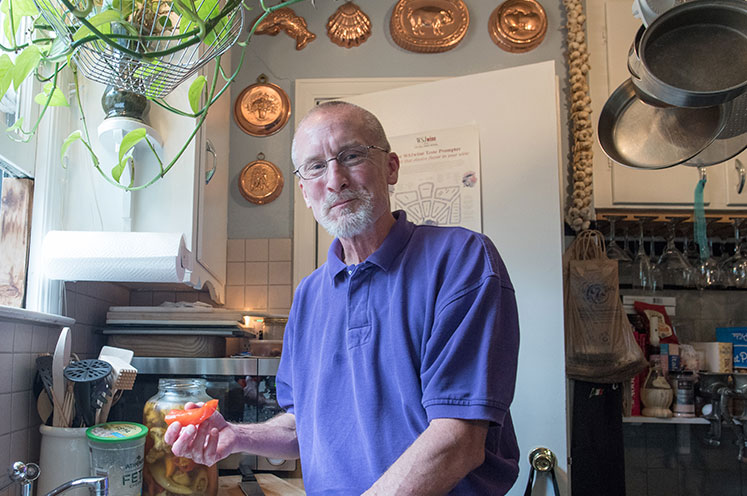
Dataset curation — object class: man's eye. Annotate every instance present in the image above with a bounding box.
[306,162,326,172]
[340,150,364,163]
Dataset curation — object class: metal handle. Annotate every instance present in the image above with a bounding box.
[205,139,217,185]
[735,159,745,194]
[524,447,560,496]
[1,462,39,492]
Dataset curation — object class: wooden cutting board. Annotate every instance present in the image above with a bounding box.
[218,474,305,496]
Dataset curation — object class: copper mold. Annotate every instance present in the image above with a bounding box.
[238,154,284,205]
[390,0,470,53]
[327,2,372,48]
[488,0,548,53]
[234,74,291,137]
[252,7,316,50]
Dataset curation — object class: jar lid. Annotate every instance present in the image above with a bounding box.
[86,422,148,443]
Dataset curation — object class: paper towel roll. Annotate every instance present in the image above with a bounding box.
[42,231,191,283]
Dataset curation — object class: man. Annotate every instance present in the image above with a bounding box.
[166,102,520,495]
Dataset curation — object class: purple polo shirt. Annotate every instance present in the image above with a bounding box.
[276,211,520,495]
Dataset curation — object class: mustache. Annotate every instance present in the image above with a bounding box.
[322,189,365,211]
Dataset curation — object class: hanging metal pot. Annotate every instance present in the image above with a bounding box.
[629,0,747,108]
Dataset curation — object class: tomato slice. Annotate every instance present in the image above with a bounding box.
[165,399,219,426]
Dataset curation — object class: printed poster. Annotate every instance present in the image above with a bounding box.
[389,125,482,232]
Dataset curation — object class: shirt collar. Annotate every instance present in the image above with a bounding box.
[325,210,414,281]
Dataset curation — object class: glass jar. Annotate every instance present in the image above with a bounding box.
[142,378,219,496]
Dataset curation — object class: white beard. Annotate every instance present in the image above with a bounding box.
[318,189,376,239]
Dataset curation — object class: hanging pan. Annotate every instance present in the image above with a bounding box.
[630,0,747,108]
[598,78,726,170]
[682,90,747,167]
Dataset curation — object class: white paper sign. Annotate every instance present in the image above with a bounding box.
[389,125,482,232]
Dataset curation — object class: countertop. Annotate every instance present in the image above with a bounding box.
[218,474,305,496]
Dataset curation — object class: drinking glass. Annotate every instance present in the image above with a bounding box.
[632,218,654,291]
[606,216,633,284]
[692,219,724,289]
[657,217,695,288]
[721,219,747,288]
[649,228,663,292]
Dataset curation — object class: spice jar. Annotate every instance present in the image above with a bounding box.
[670,370,696,418]
[142,378,219,496]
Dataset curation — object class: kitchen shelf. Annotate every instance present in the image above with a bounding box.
[623,416,709,425]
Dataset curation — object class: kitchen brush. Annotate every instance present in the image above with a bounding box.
[96,346,138,423]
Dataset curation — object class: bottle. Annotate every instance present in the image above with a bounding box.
[142,378,219,496]
[670,370,695,418]
[641,358,673,418]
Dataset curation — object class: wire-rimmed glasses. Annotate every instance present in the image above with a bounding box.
[293,145,389,180]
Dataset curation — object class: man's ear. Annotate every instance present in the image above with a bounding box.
[387,152,400,185]
[299,181,312,208]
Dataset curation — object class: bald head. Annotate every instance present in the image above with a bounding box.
[291,102,391,167]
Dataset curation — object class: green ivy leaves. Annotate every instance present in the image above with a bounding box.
[188,75,206,114]
[34,81,68,106]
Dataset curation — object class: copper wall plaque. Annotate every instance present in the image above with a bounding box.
[238,154,284,205]
[488,0,547,53]
[327,2,372,48]
[390,0,469,53]
[234,74,291,137]
[252,7,316,50]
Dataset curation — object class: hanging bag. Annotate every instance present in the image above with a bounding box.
[563,230,648,383]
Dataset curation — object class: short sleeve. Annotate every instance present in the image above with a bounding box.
[420,240,519,426]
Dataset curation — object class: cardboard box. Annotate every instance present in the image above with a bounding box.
[692,342,733,373]
[716,327,747,369]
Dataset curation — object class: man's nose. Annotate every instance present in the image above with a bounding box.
[324,160,349,190]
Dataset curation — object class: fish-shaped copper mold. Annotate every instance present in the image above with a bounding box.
[252,7,316,50]
[488,0,547,53]
[327,2,372,48]
[390,0,469,53]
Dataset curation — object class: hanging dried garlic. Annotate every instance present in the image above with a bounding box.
[563,0,594,232]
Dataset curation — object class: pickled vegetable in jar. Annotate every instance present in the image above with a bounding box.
[142,378,219,496]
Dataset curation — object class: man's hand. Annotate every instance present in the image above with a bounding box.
[164,402,238,466]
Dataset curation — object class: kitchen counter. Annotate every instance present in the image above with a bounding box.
[218,475,305,496]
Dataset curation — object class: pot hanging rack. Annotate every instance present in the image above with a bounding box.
[34,0,245,98]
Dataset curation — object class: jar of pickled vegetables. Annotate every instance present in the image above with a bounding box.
[142,378,219,496]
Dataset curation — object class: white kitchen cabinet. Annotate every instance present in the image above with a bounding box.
[587,0,742,210]
[133,58,229,304]
[61,57,229,304]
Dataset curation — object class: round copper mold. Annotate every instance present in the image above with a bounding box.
[238,154,284,205]
[488,0,547,53]
[390,0,470,53]
[234,74,291,137]
[327,2,372,48]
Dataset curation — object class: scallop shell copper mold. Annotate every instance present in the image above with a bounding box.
[488,0,547,53]
[327,2,372,48]
[390,0,470,53]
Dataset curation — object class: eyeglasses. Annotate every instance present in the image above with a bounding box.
[293,145,389,180]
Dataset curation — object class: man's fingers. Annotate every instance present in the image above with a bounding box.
[170,424,197,457]
[164,421,182,445]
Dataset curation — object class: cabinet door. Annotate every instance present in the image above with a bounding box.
[194,58,229,292]
[587,0,720,208]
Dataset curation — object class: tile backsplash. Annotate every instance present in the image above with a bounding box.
[224,237,292,313]
[0,282,130,496]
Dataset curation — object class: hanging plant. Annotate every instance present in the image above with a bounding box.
[0,0,308,189]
